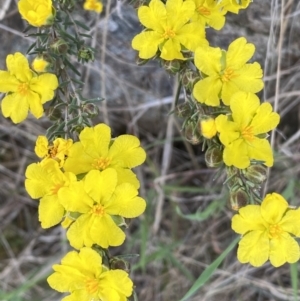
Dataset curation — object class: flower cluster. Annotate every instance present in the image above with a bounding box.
[132,0,300,269]
[132,0,252,61]
[1,1,146,300]
[24,124,146,298]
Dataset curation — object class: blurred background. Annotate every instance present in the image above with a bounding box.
[1,0,300,300]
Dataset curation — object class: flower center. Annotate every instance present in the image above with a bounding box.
[221,67,236,82]
[241,125,254,142]
[162,28,176,39]
[92,157,111,170]
[85,277,99,295]
[269,224,282,239]
[50,183,63,195]
[48,145,58,158]
[197,6,211,15]
[92,204,106,217]
[17,83,29,96]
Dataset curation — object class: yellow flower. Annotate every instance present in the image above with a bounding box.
[35,135,73,167]
[63,123,146,188]
[32,56,50,73]
[193,37,264,106]
[18,0,54,27]
[131,0,208,60]
[200,117,217,139]
[232,193,300,267]
[25,159,77,228]
[47,247,133,300]
[191,0,226,30]
[221,0,251,14]
[0,52,58,123]
[83,0,103,13]
[58,169,146,249]
[215,92,280,169]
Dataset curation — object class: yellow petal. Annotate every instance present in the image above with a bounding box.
[114,167,140,189]
[39,195,65,228]
[223,139,249,168]
[230,92,260,128]
[215,114,240,146]
[25,162,53,198]
[138,0,166,30]
[166,0,195,28]
[90,214,125,248]
[132,31,163,59]
[194,45,222,76]
[1,93,29,123]
[67,214,94,249]
[99,270,133,298]
[269,233,300,267]
[247,137,274,167]
[193,76,222,106]
[231,63,264,93]
[226,37,255,69]
[35,135,49,158]
[84,169,117,204]
[6,52,32,82]
[109,135,146,168]
[221,81,240,106]
[160,38,184,60]
[237,230,269,267]
[232,205,266,235]
[261,193,288,224]
[280,208,300,236]
[63,142,94,174]
[27,90,44,118]
[106,183,146,218]
[30,73,58,103]
[251,102,280,135]
[80,123,111,157]
[78,247,102,274]
[58,182,93,213]
[177,22,208,52]
[0,71,19,92]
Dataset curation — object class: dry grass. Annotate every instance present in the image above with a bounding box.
[1,0,300,300]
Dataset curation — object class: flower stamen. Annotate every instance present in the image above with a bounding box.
[197,6,210,15]
[241,125,254,142]
[162,28,176,39]
[92,157,111,170]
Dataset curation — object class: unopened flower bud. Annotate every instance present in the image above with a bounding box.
[110,257,130,272]
[51,38,69,54]
[205,146,223,167]
[78,46,95,62]
[45,107,62,121]
[82,103,99,117]
[32,55,52,73]
[244,164,267,184]
[185,123,201,145]
[174,102,192,118]
[199,116,217,139]
[229,188,249,211]
[162,60,181,74]
[181,70,200,91]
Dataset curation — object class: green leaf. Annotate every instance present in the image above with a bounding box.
[63,58,81,76]
[176,198,225,222]
[179,237,239,301]
[74,20,90,31]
